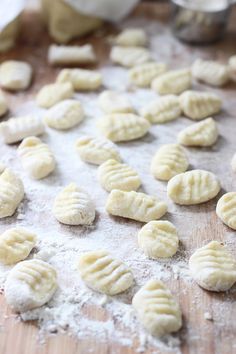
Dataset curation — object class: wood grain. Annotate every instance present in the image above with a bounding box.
[0,2,236,354]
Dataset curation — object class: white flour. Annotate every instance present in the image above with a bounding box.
[0,13,236,354]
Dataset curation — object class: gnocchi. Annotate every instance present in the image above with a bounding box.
[0,90,8,116]
[216,192,236,230]
[48,44,96,66]
[151,69,191,95]
[115,28,147,47]
[36,82,74,108]
[98,90,134,114]
[192,59,230,87]
[57,68,102,91]
[129,62,167,87]
[0,60,32,91]
[110,46,152,67]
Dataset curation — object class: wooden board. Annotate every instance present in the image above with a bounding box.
[0,2,236,354]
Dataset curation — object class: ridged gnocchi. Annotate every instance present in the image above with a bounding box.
[138,221,179,259]
[44,99,84,130]
[192,59,230,87]
[132,279,182,336]
[53,183,95,225]
[5,259,57,312]
[18,137,56,180]
[98,159,141,192]
[75,136,121,165]
[78,250,134,295]
[0,115,45,144]
[189,241,236,292]
[48,44,96,66]
[115,28,147,47]
[129,62,167,87]
[151,144,189,181]
[178,117,218,147]
[151,69,191,95]
[98,90,134,114]
[97,113,150,142]
[141,95,181,124]
[110,46,152,67]
[216,192,236,230]
[0,228,37,265]
[36,82,74,108]
[179,90,222,120]
[167,169,220,205]
[0,60,32,91]
[0,90,8,116]
[57,68,102,91]
[0,168,24,218]
[106,189,167,223]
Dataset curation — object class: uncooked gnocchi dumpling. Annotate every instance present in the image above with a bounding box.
[48,44,96,66]
[141,95,181,124]
[98,159,141,192]
[0,228,37,265]
[129,62,167,87]
[0,60,32,91]
[0,115,45,144]
[189,241,236,292]
[110,46,152,67]
[151,144,189,181]
[5,259,57,312]
[138,220,179,259]
[97,113,150,142]
[178,117,218,147]
[78,250,134,295]
[231,153,236,173]
[57,68,102,91]
[192,59,230,87]
[53,183,95,225]
[132,279,182,336]
[98,90,134,114]
[216,192,236,230]
[179,90,222,120]
[18,137,56,180]
[0,90,8,116]
[106,190,167,223]
[44,99,84,130]
[167,169,220,205]
[0,168,24,218]
[151,69,191,95]
[75,136,121,165]
[36,82,74,108]
[115,28,147,47]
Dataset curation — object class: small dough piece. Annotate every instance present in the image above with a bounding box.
[192,59,230,87]
[167,169,220,205]
[98,159,141,192]
[97,113,150,142]
[36,82,74,108]
[216,192,236,230]
[44,99,84,130]
[151,144,189,181]
[138,220,179,259]
[75,136,121,165]
[57,68,102,91]
[53,183,95,225]
[48,44,96,66]
[78,250,134,295]
[231,153,236,173]
[0,228,36,265]
[0,90,8,116]
[179,90,222,120]
[106,189,167,223]
[5,259,57,312]
[98,90,134,114]
[132,279,182,336]
[115,28,147,47]
[178,117,218,147]
[0,60,32,91]
[141,95,181,124]
[151,69,191,95]
[110,46,152,68]
[18,137,56,180]
[189,241,236,292]
[129,62,167,87]
[0,168,24,218]
[0,116,45,144]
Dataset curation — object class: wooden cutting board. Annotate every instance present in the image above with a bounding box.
[0,3,236,354]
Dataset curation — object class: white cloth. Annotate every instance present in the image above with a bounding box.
[0,0,25,30]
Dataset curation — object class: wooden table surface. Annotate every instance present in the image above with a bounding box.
[0,3,236,354]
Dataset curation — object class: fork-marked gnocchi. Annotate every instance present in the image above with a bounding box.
[98,159,141,192]
[5,259,57,312]
[0,228,36,265]
[48,44,96,66]
[110,46,152,67]
[216,192,236,230]
[129,62,167,87]
[189,241,236,292]
[132,279,182,336]
[36,82,74,108]
[151,69,191,95]
[192,59,230,87]
[78,250,134,295]
[115,28,147,47]
[98,90,134,114]
[57,68,102,91]
[106,189,167,223]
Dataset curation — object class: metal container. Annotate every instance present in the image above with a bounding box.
[170,0,232,44]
